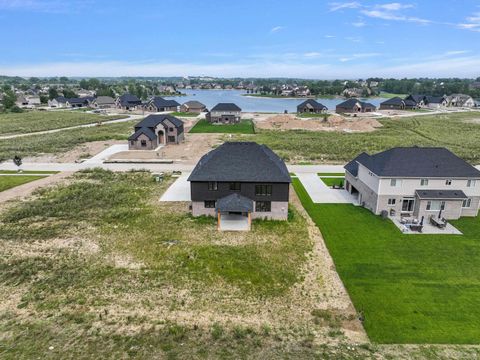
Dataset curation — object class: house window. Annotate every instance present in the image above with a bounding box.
[255,184,272,196]
[463,198,472,208]
[467,179,476,187]
[388,198,396,205]
[168,136,176,143]
[229,182,241,191]
[169,127,174,132]
[255,201,271,212]
[130,140,135,146]
[426,201,446,211]
[445,179,452,185]
[390,179,400,187]
[208,181,218,191]
[141,140,147,147]
[420,179,429,186]
[204,200,216,208]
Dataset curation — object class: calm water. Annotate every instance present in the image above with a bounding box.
[166,89,387,113]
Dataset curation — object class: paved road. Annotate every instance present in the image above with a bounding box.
[0,113,143,140]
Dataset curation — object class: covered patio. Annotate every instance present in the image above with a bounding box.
[216,193,253,231]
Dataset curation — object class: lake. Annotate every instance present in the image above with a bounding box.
[166,89,388,113]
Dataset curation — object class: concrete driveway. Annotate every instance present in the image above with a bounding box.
[84,144,129,164]
[219,214,250,231]
[296,173,357,204]
[159,172,191,201]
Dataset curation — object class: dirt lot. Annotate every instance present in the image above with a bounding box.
[108,133,223,164]
[255,114,383,132]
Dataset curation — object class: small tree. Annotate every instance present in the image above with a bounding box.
[13,155,22,172]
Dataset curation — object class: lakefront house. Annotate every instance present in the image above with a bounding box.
[297,99,328,114]
[188,142,291,231]
[128,114,184,150]
[206,103,242,123]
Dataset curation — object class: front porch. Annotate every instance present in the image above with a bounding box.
[216,193,253,231]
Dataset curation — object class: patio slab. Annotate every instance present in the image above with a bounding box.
[390,217,462,235]
[219,214,250,231]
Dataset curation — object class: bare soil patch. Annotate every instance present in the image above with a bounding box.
[108,133,222,164]
[255,114,382,133]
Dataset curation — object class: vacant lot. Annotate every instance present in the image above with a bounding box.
[0,169,371,358]
[293,178,480,344]
[0,111,128,135]
[235,112,480,163]
[0,175,46,192]
[0,121,135,161]
[189,119,255,134]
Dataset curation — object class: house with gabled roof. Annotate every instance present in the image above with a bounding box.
[404,94,426,108]
[297,99,327,114]
[345,147,480,221]
[128,114,184,150]
[180,100,207,113]
[206,103,242,123]
[336,98,376,113]
[48,96,68,108]
[91,96,115,109]
[145,97,180,112]
[188,142,291,230]
[116,93,142,110]
[379,97,405,110]
[425,96,447,109]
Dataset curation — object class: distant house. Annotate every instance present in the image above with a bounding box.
[187,142,291,231]
[15,95,28,107]
[128,114,184,150]
[48,96,68,108]
[446,94,476,108]
[180,100,207,113]
[91,96,115,109]
[206,103,242,123]
[77,89,96,98]
[66,98,88,108]
[345,147,480,220]
[297,99,327,114]
[145,97,180,112]
[425,96,447,109]
[404,94,426,108]
[116,93,142,110]
[379,97,405,110]
[336,98,376,113]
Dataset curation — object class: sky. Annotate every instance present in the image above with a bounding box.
[0,0,480,79]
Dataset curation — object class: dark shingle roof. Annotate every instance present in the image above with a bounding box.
[347,147,480,178]
[67,97,86,104]
[149,96,180,108]
[188,142,291,183]
[210,103,241,112]
[380,97,405,106]
[297,99,327,110]
[128,127,156,141]
[425,96,445,104]
[344,152,370,177]
[135,114,184,129]
[404,99,417,107]
[415,189,467,200]
[55,96,68,103]
[118,93,141,105]
[336,98,376,110]
[405,94,426,104]
[216,193,254,212]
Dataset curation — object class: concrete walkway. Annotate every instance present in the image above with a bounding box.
[83,144,129,164]
[296,173,357,204]
[159,173,191,201]
[219,214,250,231]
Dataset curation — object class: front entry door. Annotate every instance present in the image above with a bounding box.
[402,199,415,213]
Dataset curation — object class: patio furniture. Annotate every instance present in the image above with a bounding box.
[409,224,423,233]
[430,216,447,229]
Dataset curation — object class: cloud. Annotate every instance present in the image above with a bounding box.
[361,9,431,24]
[329,2,361,12]
[324,35,336,38]
[376,3,414,11]
[352,20,366,27]
[304,52,323,58]
[444,50,470,56]
[270,26,284,33]
[458,12,480,32]
[339,52,382,62]
[1,56,480,79]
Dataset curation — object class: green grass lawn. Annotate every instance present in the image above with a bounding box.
[377,92,407,99]
[292,178,480,344]
[319,177,344,187]
[0,111,128,135]
[170,111,199,117]
[189,119,255,134]
[317,172,345,177]
[233,112,480,163]
[0,120,135,161]
[0,170,59,174]
[0,175,47,192]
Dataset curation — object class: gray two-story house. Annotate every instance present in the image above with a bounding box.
[345,147,480,220]
[188,142,291,230]
[128,114,184,150]
[206,103,242,123]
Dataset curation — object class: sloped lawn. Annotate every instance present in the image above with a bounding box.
[293,178,480,344]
